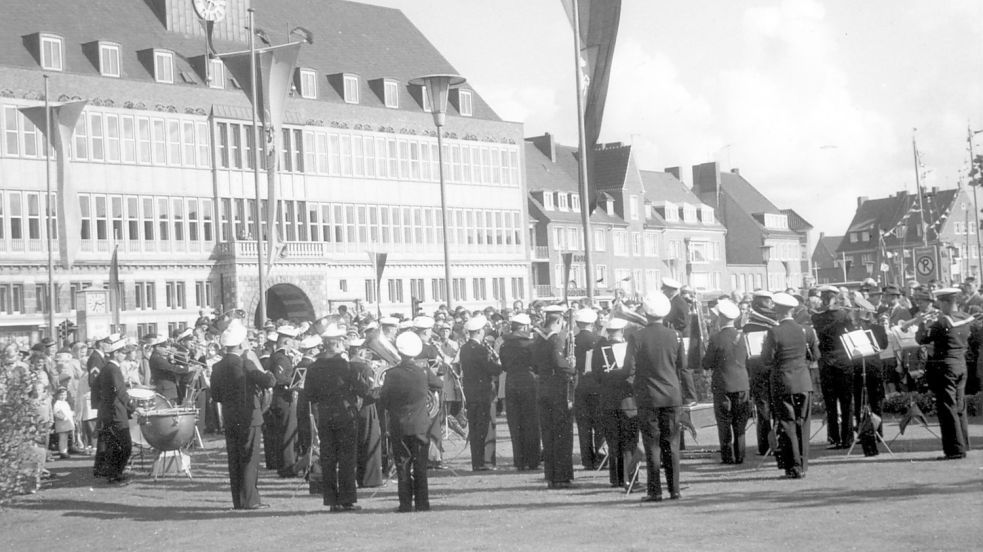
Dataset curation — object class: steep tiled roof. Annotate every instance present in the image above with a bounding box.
[0,0,499,120]
[838,188,960,253]
[720,171,781,215]
[640,170,700,204]
[782,208,814,231]
[527,197,627,226]
[590,144,632,191]
[525,142,578,193]
[812,235,843,267]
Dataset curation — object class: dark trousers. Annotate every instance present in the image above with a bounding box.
[272,391,298,476]
[356,404,383,487]
[852,361,884,427]
[319,418,358,506]
[92,420,109,477]
[262,410,277,470]
[638,406,680,497]
[820,362,853,445]
[296,390,312,457]
[751,371,772,455]
[714,390,750,464]
[392,435,429,511]
[602,409,639,487]
[932,370,969,457]
[505,385,541,469]
[575,392,603,469]
[100,422,131,479]
[224,424,263,509]
[538,387,574,484]
[774,393,811,476]
[465,392,494,469]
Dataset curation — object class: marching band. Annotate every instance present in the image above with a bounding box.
[4,274,979,509]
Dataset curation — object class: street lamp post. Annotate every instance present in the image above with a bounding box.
[761,243,773,291]
[410,74,466,311]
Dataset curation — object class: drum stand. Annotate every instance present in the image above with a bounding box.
[845,357,894,458]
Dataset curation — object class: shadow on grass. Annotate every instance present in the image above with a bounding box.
[7,497,328,521]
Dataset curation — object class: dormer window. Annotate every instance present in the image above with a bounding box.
[701,206,714,224]
[558,193,569,211]
[298,68,317,99]
[542,191,555,210]
[421,85,432,112]
[459,90,473,116]
[40,34,64,71]
[98,42,121,78]
[383,79,399,108]
[208,58,224,89]
[153,50,174,84]
[606,197,614,217]
[343,74,359,104]
[683,204,698,223]
[664,201,679,222]
[571,193,580,212]
[629,195,639,220]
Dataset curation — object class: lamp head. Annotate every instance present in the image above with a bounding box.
[409,74,466,128]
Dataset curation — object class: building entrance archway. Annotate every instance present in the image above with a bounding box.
[255,283,316,327]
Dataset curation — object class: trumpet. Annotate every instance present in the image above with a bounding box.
[483,339,501,364]
[159,346,206,368]
[897,310,940,331]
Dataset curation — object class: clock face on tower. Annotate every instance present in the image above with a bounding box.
[85,291,108,314]
[193,0,228,22]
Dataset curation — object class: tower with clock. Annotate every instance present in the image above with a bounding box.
[76,288,112,342]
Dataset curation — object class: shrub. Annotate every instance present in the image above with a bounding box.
[882,391,936,417]
[0,365,43,504]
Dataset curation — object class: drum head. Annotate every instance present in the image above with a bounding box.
[128,388,156,401]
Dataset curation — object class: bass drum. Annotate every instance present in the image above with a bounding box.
[129,392,173,447]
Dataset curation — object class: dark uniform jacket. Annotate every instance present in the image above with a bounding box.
[593,337,634,414]
[812,307,853,366]
[268,349,296,394]
[460,339,502,399]
[534,332,575,392]
[96,360,133,426]
[378,358,442,442]
[665,294,691,338]
[87,349,106,409]
[702,326,749,394]
[762,319,816,396]
[499,332,538,392]
[574,329,600,395]
[305,354,372,429]
[150,349,186,401]
[210,352,276,430]
[624,322,695,409]
[917,313,972,375]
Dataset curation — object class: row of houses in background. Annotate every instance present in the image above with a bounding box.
[812,186,979,286]
[0,0,812,341]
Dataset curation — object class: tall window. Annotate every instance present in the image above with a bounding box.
[40,34,64,71]
[208,58,224,89]
[299,69,317,99]
[364,279,377,303]
[343,75,359,104]
[99,42,121,77]
[384,79,399,108]
[153,50,175,84]
[629,195,639,220]
[459,90,473,116]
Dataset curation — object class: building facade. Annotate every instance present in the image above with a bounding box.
[0,0,529,341]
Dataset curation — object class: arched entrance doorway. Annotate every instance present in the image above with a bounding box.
[255,283,316,327]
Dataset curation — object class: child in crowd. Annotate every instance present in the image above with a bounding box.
[51,387,75,459]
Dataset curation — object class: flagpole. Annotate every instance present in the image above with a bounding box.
[571,0,594,305]
[249,8,268,326]
[913,132,928,247]
[43,75,55,338]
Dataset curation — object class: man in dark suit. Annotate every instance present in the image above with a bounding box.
[459,315,502,471]
[595,318,639,488]
[661,278,690,338]
[535,306,576,489]
[87,334,111,478]
[379,332,443,513]
[264,326,300,475]
[744,291,778,456]
[499,313,541,470]
[703,299,751,464]
[211,323,276,510]
[305,325,371,512]
[624,292,696,502]
[762,293,817,479]
[149,338,187,404]
[812,285,855,449]
[573,308,601,470]
[96,337,135,485]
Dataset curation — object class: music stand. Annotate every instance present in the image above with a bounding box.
[840,330,894,458]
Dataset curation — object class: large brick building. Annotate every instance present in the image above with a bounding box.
[0,0,529,341]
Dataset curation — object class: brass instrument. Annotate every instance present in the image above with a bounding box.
[159,346,206,369]
[897,310,940,331]
[564,309,576,409]
[483,338,501,365]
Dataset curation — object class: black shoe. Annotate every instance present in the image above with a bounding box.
[641,494,663,503]
[473,465,493,472]
[395,506,413,513]
[669,492,681,500]
[552,481,573,489]
[339,504,362,512]
[415,505,430,512]
[826,442,840,450]
[245,503,271,510]
[108,476,131,487]
[938,453,967,460]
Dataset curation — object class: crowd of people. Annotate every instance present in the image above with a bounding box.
[2,275,979,507]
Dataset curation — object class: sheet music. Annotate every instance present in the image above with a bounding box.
[744,331,766,359]
[840,329,879,360]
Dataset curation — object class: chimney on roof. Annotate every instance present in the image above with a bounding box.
[857,196,868,209]
[819,231,825,239]
[731,168,740,175]
[527,133,556,163]
[896,190,906,198]
[931,186,939,195]
[692,162,721,208]
[664,167,681,181]
[602,142,624,149]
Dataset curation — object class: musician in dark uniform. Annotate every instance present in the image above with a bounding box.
[459,315,502,471]
[812,285,855,449]
[877,285,913,393]
[211,322,276,510]
[265,326,300,476]
[536,306,576,488]
[661,278,690,338]
[498,313,541,470]
[305,325,372,511]
[149,337,187,404]
[572,308,601,470]
[96,337,135,485]
[703,299,751,464]
[625,292,696,501]
[916,288,971,459]
[762,293,817,479]
[411,316,445,469]
[87,334,110,478]
[595,318,639,488]
[379,332,443,512]
[294,334,321,469]
[744,291,778,456]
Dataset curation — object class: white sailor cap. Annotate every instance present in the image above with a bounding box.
[753,290,774,299]
[277,325,300,339]
[379,316,399,327]
[299,335,322,350]
[817,285,839,294]
[511,313,532,326]
[605,318,628,331]
[661,277,682,290]
[412,316,436,330]
[772,293,798,308]
[574,308,598,324]
[642,292,672,318]
[464,315,488,332]
[716,299,740,320]
[106,337,130,353]
[320,324,347,339]
[934,287,961,300]
[220,324,248,347]
[542,305,565,314]
[395,331,423,358]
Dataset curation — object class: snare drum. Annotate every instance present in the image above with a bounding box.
[128,387,158,409]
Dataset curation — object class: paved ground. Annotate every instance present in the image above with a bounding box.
[2,413,982,552]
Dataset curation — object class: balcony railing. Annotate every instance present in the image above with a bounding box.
[532,245,549,260]
[216,240,335,259]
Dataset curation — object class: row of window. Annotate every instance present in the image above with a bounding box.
[731,273,766,293]
[215,121,520,187]
[220,197,523,250]
[0,279,214,315]
[0,191,56,245]
[363,277,524,304]
[77,194,215,245]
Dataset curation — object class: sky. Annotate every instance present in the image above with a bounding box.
[365,0,983,239]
